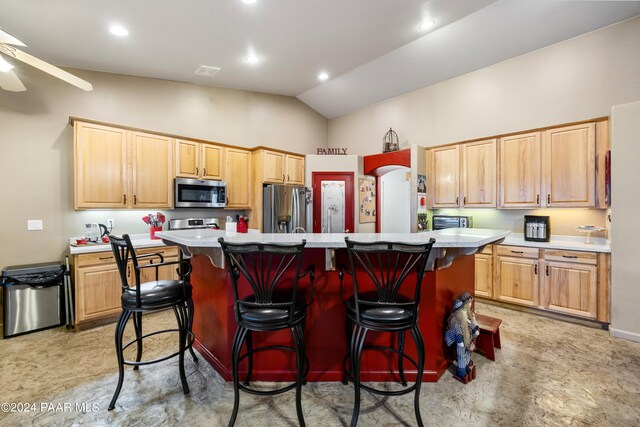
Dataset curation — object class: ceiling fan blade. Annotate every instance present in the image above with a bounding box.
[0,69,27,92]
[0,28,26,46]
[5,46,93,91]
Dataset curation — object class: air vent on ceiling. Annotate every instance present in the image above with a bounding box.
[194,65,221,77]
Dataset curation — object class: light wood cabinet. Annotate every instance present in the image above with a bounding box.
[74,121,173,209]
[430,145,460,208]
[543,261,597,319]
[225,147,251,209]
[461,139,496,207]
[475,253,493,298]
[73,246,179,330]
[542,123,595,207]
[131,131,173,208]
[495,256,540,307]
[285,154,305,185]
[499,132,542,208]
[74,121,129,209]
[175,139,224,180]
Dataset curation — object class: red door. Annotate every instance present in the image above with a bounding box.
[311,172,354,233]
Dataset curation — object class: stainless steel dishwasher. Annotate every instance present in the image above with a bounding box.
[1,262,65,338]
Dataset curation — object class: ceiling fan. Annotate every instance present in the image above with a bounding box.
[0,27,93,92]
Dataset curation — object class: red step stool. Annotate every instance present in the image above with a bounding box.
[474,314,502,361]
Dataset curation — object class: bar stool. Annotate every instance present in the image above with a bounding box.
[218,238,315,427]
[339,237,435,427]
[108,234,198,411]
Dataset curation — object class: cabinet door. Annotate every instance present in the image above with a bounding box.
[263,150,285,183]
[175,139,200,178]
[131,131,173,208]
[499,132,541,208]
[543,123,595,207]
[495,256,539,307]
[137,247,180,283]
[75,264,122,322]
[462,139,496,207]
[543,261,597,319]
[225,147,251,208]
[201,144,224,180]
[74,122,128,209]
[474,253,493,298]
[431,145,460,207]
[286,154,305,185]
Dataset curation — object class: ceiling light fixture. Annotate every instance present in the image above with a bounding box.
[245,55,260,64]
[109,25,129,37]
[0,56,14,72]
[418,20,435,31]
[241,0,257,4]
[318,72,329,81]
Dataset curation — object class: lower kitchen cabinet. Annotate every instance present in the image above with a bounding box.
[73,246,179,330]
[475,245,609,322]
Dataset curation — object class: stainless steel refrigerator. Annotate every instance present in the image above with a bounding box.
[263,185,312,233]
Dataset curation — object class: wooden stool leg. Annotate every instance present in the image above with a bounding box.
[494,329,501,349]
[484,336,496,361]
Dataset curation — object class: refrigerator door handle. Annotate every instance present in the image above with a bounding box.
[291,189,299,232]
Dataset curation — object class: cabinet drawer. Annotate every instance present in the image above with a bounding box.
[544,249,597,265]
[479,245,493,255]
[137,246,179,258]
[496,245,539,259]
[76,251,116,267]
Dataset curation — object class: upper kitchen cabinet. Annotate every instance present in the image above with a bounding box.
[542,123,595,207]
[130,131,173,209]
[430,145,460,208]
[74,120,173,209]
[499,132,542,208]
[75,121,128,209]
[461,139,496,207]
[255,148,306,185]
[175,139,224,180]
[224,147,251,209]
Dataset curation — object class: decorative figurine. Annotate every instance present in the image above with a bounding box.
[445,292,480,382]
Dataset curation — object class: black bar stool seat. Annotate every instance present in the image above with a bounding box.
[239,294,306,327]
[345,291,414,325]
[121,280,193,310]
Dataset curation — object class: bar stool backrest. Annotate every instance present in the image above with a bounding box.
[345,238,436,321]
[218,238,307,324]
[110,234,140,292]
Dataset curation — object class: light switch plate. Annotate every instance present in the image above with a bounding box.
[27,219,43,230]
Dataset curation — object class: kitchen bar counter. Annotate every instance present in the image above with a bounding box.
[156,228,509,383]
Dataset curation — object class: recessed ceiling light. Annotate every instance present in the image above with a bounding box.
[0,56,14,72]
[318,72,329,81]
[245,55,260,64]
[241,0,257,4]
[418,20,435,31]
[109,25,129,37]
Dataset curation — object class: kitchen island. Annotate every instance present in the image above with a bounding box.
[156,228,509,382]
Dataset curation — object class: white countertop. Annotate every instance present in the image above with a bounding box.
[155,228,511,249]
[69,234,168,255]
[501,234,610,253]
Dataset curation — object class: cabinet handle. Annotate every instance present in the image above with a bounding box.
[123,194,126,205]
[134,195,137,205]
[547,194,551,204]
[546,265,549,276]
[536,194,540,204]
[196,167,199,176]
[99,256,112,260]
[456,196,459,205]
[463,196,467,205]
[282,174,285,182]
[287,174,290,182]
[511,250,524,254]
[562,255,578,259]
[203,168,206,176]
[534,264,538,275]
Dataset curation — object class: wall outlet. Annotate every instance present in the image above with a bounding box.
[27,219,43,230]
[106,219,115,230]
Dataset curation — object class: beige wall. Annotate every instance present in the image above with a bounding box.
[610,101,640,341]
[327,17,640,154]
[0,68,327,268]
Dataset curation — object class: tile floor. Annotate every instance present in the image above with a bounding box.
[1,303,640,426]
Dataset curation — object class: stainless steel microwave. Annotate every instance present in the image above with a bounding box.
[174,178,227,208]
[432,215,473,230]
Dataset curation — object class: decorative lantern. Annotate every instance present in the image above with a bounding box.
[382,128,399,153]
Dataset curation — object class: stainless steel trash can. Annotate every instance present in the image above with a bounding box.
[1,262,65,338]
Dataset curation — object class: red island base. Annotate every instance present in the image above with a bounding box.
[189,248,474,383]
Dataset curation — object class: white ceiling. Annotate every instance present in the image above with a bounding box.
[1,0,639,118]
